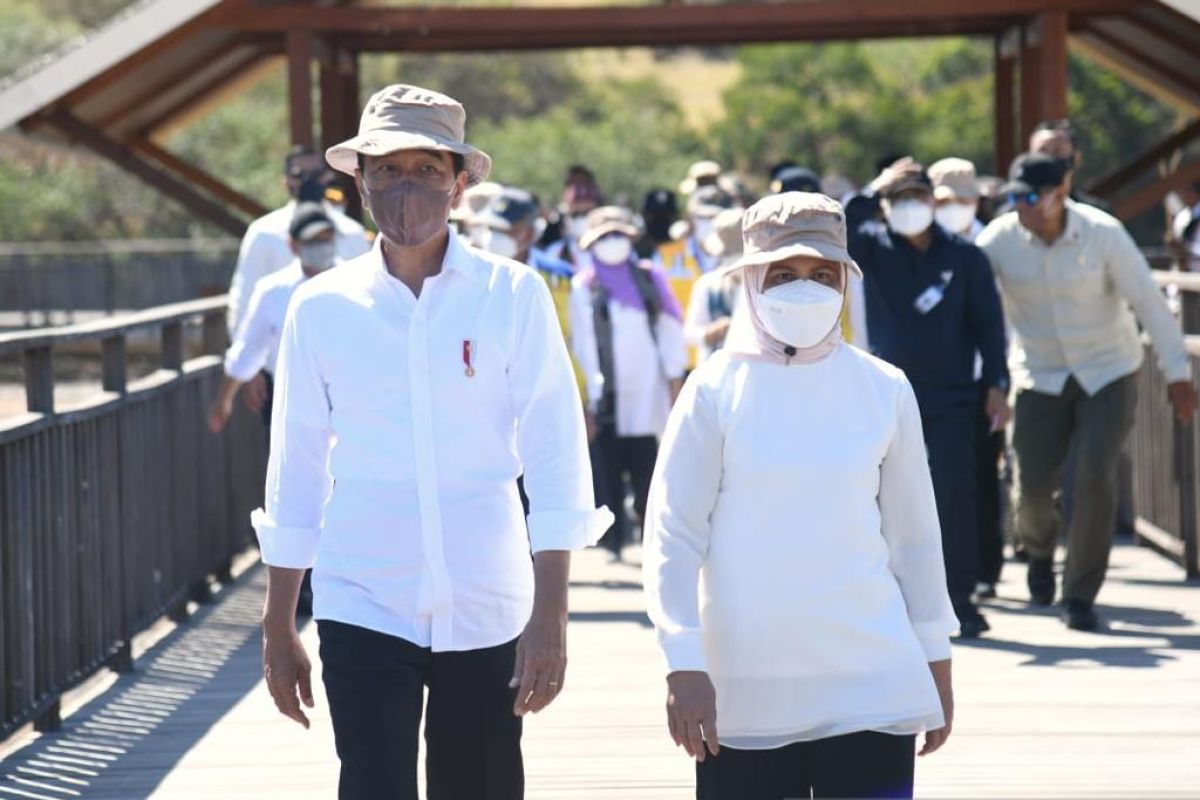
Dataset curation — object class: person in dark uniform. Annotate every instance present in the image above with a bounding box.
[845,158,1010,639]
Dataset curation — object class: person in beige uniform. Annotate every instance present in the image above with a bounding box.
[978,153,1197,632]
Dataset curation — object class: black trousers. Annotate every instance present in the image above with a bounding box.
[975,384,1006,587]
[318,621,524,800]
[922,404,980,620]
[696,731,916,800]
[590,428,658,553]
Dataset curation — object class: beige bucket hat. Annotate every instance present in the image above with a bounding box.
[578,206,641,251]
[703,207,746,258]
[326,84,492,186]
[679,159,722,195]
[929,157,981,201]
[727,192,863,278]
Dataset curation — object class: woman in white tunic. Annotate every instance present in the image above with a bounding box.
[643,192,958,800]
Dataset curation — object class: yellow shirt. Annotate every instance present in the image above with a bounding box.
[654,240,704,370]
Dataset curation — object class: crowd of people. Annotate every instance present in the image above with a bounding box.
[206,83,1197,800]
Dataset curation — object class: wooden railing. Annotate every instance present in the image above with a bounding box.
[1132,269,1200,577]
[0,297,266,740]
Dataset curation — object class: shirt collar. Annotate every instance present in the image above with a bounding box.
[371,226,485,286]
[1017,199,1084,247]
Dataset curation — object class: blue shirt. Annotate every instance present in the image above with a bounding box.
[846,197,1008,417]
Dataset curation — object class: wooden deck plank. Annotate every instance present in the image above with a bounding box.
[2,542,1199,798]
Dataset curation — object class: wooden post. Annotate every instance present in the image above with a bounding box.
[161,321,184,372]
[1039,11,1069,124]
[321,44,363,221]
[1019,17,1044,146]
[101,335,127,394]
[33,699,62,733]
[288,30,315,149]
[24,346,54,414]
[995,31,1019,175]
[202,311,227,356]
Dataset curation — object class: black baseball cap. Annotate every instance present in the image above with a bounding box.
[289,202,334,241]
[1000,152,1069,196]
[770,165,821,194]
[642,188,678,216]
[476,188,540,231]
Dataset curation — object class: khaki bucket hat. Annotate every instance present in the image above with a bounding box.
[326,84,492,186]
[727,192,863,278]
[703,207,746,258]
[578,206,641,251]
[929,157,981,201]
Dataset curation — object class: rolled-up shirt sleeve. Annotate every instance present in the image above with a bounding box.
[223,283,275,382]
[251,297,333,569]
[511,277,613,553]
[1106,223,1193,384]
[879,379,959,661]
[643,375,723,673]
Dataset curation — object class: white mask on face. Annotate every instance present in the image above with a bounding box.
[758,279,844,350]
[886,199,935,237]
[567,215,590,243]
[591,235,633,266]
[479,228,519,260]
[935,202,978,235]
[298,240,337,272]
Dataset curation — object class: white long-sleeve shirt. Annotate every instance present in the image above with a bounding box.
[978,200,1191,395]
[252,231,612,652]
[568,273,688,438]
[227,201,371,333]
[683,270,744,365]
[643,346,957,748]
[223,261,306,381]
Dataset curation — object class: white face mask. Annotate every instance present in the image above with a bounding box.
[298,240,337,272]
[758,279,844,350]
[886,199,935,237]
[591,235,633,266]
[935,202,978,235]
[479,228,519,260]
[567,215,590,243]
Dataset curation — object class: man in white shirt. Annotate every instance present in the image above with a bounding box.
[253,85,611,800]
[228,148,371,334]
[207,202,338,436]
[978,152,1197,632]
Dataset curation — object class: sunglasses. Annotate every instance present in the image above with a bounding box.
[1008,191,1041,206]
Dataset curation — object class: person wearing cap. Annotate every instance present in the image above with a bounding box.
[450,180,504,245]
[845,158,1010,639]
[683,207,746,365]
[1029,119,1112,213]
[978,152,1197,632]
[637,187,680,260]
[569,206,687,561]
[679,159,722,197]
[644,192,957,799]
[546,166,603,267]
[253,84,612,800]
[769,165,822,195]
[208,201,340,436]
[227,145,370,336]
[475,187,577,371]
[929,158,983,241]
[928,157,1008,599]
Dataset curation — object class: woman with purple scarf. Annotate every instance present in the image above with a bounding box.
[569,206,688,562]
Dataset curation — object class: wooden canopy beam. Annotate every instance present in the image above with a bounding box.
[225,0,1138,35]
[1113,157,1200,220]
[130,50,274,139]
[131,139,269,218]
[46,110,248,236]
[1090,118,1200,198]
[1077,22,1200,99]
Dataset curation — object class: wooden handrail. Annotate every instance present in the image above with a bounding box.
[0,295,227,355]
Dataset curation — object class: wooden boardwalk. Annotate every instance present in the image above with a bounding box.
[2,543,1199,799]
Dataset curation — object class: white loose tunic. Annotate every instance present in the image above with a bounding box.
[643,346,958,749]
